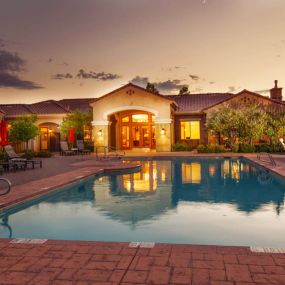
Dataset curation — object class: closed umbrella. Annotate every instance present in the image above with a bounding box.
[0,120,7,146]
[69,127,75,147]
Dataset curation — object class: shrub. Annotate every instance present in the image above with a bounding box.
[271,142,284,153]
[22,149,35,159]
[84,142,94,152]
[35,151,53,158]
[231,144,239,153]
[197,144,207,153]
[238,143,255,153]
[197,144,226,153]
[0,149,7,161]
[254,144,272,153]
[172,142,191,151]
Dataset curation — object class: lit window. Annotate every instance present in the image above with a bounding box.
[122,116,129,122]
[181,121,200,140]
[132,114,149,122]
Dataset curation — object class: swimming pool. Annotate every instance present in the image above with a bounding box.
[1,158,285,247]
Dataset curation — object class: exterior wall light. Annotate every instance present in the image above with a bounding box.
[97,129,103,136]
[160,128,166,135]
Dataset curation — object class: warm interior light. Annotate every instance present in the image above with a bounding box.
[48,129,52,133]
[160,128,166,135]
[97,129,103,136]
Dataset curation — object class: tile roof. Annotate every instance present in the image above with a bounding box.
[57,98,95,112]
[0,100,70,117]
[0,104,32,116]
[165,93,234,112]
[28,100,69,114]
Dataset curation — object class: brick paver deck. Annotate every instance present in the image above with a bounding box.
[0,239,285,284]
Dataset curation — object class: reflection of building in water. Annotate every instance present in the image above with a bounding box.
[181,162,201,184]
[120,161,157,193]
[93,160,174,224]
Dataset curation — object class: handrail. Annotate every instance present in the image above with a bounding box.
[0,178,11,196]
[257,152,276,166]
[95,146,125,160]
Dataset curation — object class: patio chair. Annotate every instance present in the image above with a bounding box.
[60,141,76,156]
[4,145,42,169]
[76,140,91,155]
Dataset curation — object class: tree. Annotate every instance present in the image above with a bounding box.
[146,82,159,94]
[60,110,92,141]
[8,114,39,150]
[179,86,189,95]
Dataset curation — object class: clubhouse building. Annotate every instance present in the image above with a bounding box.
[0,80,284,152]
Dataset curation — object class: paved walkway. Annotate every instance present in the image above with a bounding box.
[0,239,285,285]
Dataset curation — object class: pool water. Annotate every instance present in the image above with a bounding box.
[1,158,285,247]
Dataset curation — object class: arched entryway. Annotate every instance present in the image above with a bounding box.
[90,83,177,152]
[39,123,60,152]
[109,110,156,150]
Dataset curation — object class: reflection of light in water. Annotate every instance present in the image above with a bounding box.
[209,164,216,177]
[161,168,166,182]
[182,162,201,184]
[122,161,157,193]
[231,161,240,182]
[222,160,230,179]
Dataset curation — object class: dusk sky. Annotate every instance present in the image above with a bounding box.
[0,0,285,104]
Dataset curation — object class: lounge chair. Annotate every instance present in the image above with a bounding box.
[4,145,42,169]
[60,141,76,156]
[76,140,91,155]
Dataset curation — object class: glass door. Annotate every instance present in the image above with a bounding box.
[132,126,141,147]
[40,127,48,150]
[121,126,130,149]
[141,126,150,147]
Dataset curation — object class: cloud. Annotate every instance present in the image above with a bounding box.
[48,58,53,63]
[0,39,6,48]
[76,69,120,81]
[131,76,187,93]
[130,76,149,87]
[0,49,42,89]
[52,69,120,81]
[154,79,186,92]
[52,73,73,80]
[228,86,236,92]
[209,81,215,84]
[0,73,42,89]
[189,74,200,81]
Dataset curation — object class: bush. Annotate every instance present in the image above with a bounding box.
[22,149,35,159]
[84,142,94,152]
[238,143,255,153]
[231,144,239,153]
[271,142,284,153]
[197,144,207,153]
[35,151,53,158]
[0,149,7,161]
[172,142,192,151]
[254,144,272,153]
[197,144,226,153]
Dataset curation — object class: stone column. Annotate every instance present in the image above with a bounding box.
[92,120,109,153]
[155,119,172,152]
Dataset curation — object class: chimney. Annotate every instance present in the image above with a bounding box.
[270,80,282,101]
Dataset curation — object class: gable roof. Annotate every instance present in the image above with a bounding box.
[202,89,285,111]
[166,93,233,112]
[58,98,94,112]
[92,83,176,105]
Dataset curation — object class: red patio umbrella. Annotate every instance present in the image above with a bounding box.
[0,120,7,146]
[69,127,75,146]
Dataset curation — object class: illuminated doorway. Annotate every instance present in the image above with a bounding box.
[119,111,156,149]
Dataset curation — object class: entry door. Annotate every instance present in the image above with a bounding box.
[131,126,150,148]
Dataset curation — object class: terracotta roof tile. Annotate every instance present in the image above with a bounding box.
[165,93,233,112]
[28,100,69,114]
[0,104,32,116]
[57,98,95,112]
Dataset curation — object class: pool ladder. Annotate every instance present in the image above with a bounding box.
[0,178,12,196]
[95,146,125,160]
[257,152,276,166]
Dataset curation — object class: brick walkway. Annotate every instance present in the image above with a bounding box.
[0,239,285,285]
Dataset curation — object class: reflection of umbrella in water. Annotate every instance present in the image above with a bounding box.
[257,170,272,185]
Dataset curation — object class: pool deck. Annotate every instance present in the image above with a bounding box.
[1,152,285,284]
[1,239,285,285]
